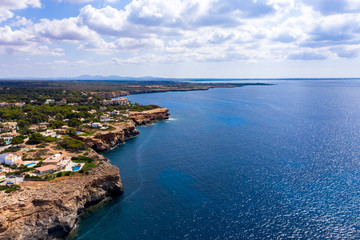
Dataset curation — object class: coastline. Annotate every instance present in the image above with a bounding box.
[79,108,170,152]
[90,82,271,98]
[0,84,259,239]
[0,108,170,240]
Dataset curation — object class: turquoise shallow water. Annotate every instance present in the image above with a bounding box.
[69,80,360,239]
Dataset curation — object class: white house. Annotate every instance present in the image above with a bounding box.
[111,110,120,115]
[0,132,19,145]
[1,135,13,145]
[0,154,22,166]
[45,99,55,104]
[42,153,72,172]
[40,130,57,138]
[100,115,111,122]
[91,122,102,128]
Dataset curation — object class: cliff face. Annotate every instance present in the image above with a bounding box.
[80,122,140,152]
[129,108,170,126]
[82,108,169,152]
[0,159,123,240]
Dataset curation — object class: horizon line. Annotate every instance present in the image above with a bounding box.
[1,77,360,81]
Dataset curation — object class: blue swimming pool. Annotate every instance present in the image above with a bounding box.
[25,162,36,167]
[72,166,81,171]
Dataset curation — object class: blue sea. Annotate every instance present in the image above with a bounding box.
[69,80,360,239]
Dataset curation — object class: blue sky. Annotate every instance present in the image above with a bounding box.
[0,0,360,78]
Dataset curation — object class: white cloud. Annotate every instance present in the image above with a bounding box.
[56,0,93,4]
[11,16,33,27]
[112,54,161,64]
[310,14,360,43]
[72,1,360,62]
[0,0,41,10]
[0,0,41,24]
[79,5,127,36]
[0,42,64,56]
[0,26,33,46]
[0,0,360,66]
[53,60,68,64]
[288,51,327,60]
[33,17,96,42]
[303,0,360,15]
[331,46,360,59]
[0,9,13,23]
[79,37,163,54]
[0,26,65,56]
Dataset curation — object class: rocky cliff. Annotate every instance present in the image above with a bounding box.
[81,108,169,152]
[80,121,140,152]
[129,107,170,126]
[0,157,123,240]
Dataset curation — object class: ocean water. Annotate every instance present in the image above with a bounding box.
[69,80,360,239]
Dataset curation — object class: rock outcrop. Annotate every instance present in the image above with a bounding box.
[80,122,140,152]
[81,108,169,152]
[129,108,170,126]
[0,159,123,240]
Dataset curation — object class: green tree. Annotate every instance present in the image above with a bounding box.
[26,133,45,144]
[49,120,65,129]
[11,136,24,145]
[29,112,48,124]
[68,128,77,137]
[0,138,6,146]
[55,113,64,120]
[68,118,82,127]
[59,137,87,151]
[17,120,30,130]
[22,104,33,112]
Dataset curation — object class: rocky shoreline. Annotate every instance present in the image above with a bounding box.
[0,108,169,240]
[129,108,170,126]
[0,156,123,240]
[80,108,169,152]
[80,122,140,152]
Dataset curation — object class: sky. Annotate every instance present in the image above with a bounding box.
[0,0,360,78]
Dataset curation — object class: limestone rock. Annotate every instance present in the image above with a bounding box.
[80,122,140,152]
[129,108,170,126]
[0,160,123,240]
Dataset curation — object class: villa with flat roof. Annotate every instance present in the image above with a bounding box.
[40,130,57,138]
[0,154,23,166]
[35,165,58,175]
[35,153,72,175]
